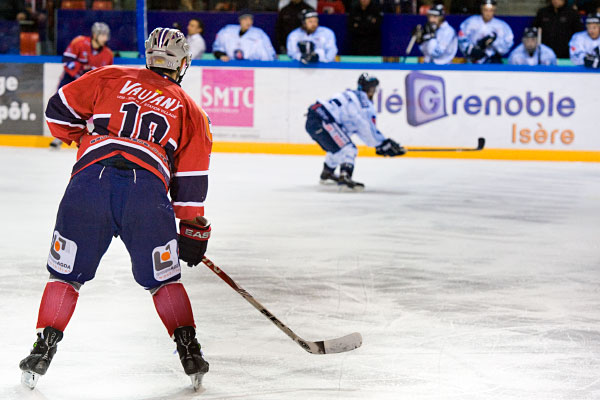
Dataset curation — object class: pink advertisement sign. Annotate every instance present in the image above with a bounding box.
[201,69,254,127]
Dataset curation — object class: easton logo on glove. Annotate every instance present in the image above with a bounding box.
[178,221,211,267]
[182,227,211,240]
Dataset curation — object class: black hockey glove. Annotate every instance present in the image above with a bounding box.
[477,33,496,50]
[375,138,406,157]
[584,47,600,68]
[422,23,437,42]
[178,219,211,267]
[300,52,319,64]
[467,44,486,61]
[298,41,319,64]
[412,25,424,44]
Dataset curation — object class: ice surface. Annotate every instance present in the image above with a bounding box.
[0,147,599,400]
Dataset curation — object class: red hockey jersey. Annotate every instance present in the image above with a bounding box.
[45,65,213,220]
[62,35,114,79]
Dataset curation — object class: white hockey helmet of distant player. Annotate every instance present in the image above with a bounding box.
[91,22,110,39]
[145,27,192,83]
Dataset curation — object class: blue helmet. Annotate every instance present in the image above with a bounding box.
[357,73,379,92]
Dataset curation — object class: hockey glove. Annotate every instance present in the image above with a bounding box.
[467,44,486,61]
[584,53,600,68]
[298,41,319,64]
[375,138,406,157]
[178,219,211,267]
[477,33,497,50]
[412,25,424,44]
[422,23,437,42]
[300,52,320,64]
[584,47,600,68]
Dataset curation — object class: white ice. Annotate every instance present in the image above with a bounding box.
[0,147,599,400]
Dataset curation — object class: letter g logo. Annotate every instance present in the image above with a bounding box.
[419,85,441,115]
[406,72,447,127]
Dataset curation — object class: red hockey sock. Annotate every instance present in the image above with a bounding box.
[152,283,195,337]
[36,281,79,332]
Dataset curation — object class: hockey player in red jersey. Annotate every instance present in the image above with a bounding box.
[20,28,212,391]
[50,22,114,149]
[59,22,114,88]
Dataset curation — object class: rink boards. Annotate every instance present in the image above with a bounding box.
[0,58,598,162]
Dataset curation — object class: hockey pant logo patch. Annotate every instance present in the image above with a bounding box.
[48,231,78,275]
[323,123,349,148]
[152,239,181,281]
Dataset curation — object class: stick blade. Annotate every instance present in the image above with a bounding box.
[323,332,363,354]
[477,137,486,150]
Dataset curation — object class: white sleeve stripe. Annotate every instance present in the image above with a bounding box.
[174,171,209,177]
[168,138,178,150]
[63,52,77,58]
[46,117,86,128]
[58,88,84,120]
[93,114,111,119]
[173,201,205,207]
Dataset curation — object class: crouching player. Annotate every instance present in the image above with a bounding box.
[304,73,405,191]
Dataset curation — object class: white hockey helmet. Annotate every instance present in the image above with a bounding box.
[91,22,110,39]
[145,27,192,83]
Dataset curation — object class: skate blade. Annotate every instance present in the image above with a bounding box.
[21,371,39,390]
[190,372,206,392]
[319,179,338,186]
[338,185,364,193]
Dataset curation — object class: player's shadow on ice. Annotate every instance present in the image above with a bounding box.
[144,387,356,400]
[312,185,410,196]
[139,386,205,400]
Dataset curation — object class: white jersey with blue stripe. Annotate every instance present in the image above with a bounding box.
[569,31,600,65]
[287,26,338,63]
[508,43,557,66]
[458,15,514,61]
[419,21,458,65]
[318,89,385,147]
[212,25,276,61]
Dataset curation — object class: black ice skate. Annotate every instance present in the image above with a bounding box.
[19,326,63,389]
[173,326,209,391]
[49,138,62,149]
[319,163,339,185]
[338,163,364,192]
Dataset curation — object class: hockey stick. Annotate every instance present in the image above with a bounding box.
[407,137,485,152]
[401,30,419,63]
[200,257,363,355]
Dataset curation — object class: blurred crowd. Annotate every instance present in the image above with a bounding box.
[2,0,600,68]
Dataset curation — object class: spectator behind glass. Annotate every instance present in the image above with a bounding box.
[187,18,206,59]
[318,0,345,14]
[279,0,317,9]
[450,0,479,14]
[276,0,314,53]
[533,0,584,59]
[573,0,600,14]
[0,0,26,21]
[213,11,276,61]
[148,0,194,10]
[348,0,383,55]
